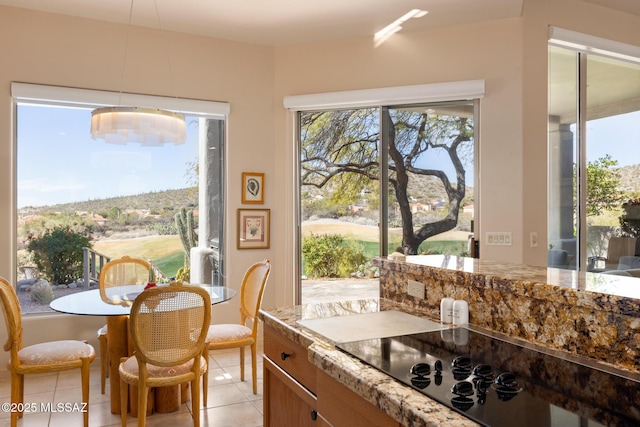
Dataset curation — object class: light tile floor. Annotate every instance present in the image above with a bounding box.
[0,340,264,427]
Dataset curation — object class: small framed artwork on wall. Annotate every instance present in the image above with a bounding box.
[242,172,264,204]
[237,208,270,249]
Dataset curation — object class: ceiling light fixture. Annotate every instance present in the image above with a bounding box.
[374,9,428,43]
[90,0,186,146]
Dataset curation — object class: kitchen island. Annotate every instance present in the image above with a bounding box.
[260,298,480,427]
[260,255,640,426]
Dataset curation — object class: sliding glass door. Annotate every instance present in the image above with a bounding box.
[298,100,477,303]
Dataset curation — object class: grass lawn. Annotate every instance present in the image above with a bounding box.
[93,235,185,277]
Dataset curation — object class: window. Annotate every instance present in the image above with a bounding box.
[288,81,482,303]
[548,28,640,271]
[13,83,228,313]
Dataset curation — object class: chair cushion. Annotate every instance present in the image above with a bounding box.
[119,354,207,381]
[206,324,252,343]
[18,340,95,365]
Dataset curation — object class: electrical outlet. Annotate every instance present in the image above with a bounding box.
[407,280,425,299]
[530,232,538,248]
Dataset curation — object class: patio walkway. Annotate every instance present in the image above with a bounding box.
[301,278,379,304]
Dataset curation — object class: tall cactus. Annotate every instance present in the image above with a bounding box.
[175,207,198,267]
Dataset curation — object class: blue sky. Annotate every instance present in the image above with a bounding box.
[17,105,199,208]
[586,111,640,167]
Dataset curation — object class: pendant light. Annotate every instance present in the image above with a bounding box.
[90,0,186,146]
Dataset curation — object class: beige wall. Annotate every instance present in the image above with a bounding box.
[274,18,528,276]
[1,0,640,366]
[273,0,640,288]
[0,5,277,362]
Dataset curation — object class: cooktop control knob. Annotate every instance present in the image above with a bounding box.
[410,362,431,377]
[451,355,472,369]
[495,372,518,388]
[472,364,493,378]
[451,381,474,397]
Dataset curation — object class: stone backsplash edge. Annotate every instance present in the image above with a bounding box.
[374,257,640,375]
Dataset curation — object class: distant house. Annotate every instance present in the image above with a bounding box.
[17,214,44,226]
[433,201,446,210]
[463,204,474,215]
[350,204,367,213]
[89,213,108,226]
[409,202,431,213]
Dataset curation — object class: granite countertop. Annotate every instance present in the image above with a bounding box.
[259,298,481,427]
[378,254,640,303]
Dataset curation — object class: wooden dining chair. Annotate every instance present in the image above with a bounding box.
[99,256,152,303]
[0,276,95,427]
[203,259,270,402]
[118,281,211,427]
[98,256,151,394]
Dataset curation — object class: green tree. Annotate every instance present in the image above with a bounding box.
[26,226,92,284]
[301,108,473,254]
[108,206,121,220]
[574,154,624,217]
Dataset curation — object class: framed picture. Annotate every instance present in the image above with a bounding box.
[237,208,270,249]
[242,172,264,204]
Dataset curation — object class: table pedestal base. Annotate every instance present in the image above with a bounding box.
[106,316,182,416]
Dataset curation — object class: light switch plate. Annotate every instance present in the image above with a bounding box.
[485,232,512,246]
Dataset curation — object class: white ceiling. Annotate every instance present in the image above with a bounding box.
[1,0,638,47]
[2,0,638,117]
[0,0,526,47]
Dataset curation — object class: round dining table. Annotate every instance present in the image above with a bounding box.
[50,284,236,415]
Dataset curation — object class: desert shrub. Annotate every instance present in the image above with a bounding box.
[302,233,367,278]
[148,221,177,235]
[26,226,92,285]
[176,266,190,283]
[30,280,54,304]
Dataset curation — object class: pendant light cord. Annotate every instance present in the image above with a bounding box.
[117,0,135,106]
[153,0,178,100]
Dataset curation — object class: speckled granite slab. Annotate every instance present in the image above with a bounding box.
[374,255,640,375]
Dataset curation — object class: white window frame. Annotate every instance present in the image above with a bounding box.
[11,82,230,302]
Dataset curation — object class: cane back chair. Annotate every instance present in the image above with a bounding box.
[118,281,211,427]
[97,256,151,394]
[204,259,270,402]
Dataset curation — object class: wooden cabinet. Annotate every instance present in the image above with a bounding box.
[264,324,320,427]
[317,370,400,427]
[263,323,400,427]
[264,358,320,426]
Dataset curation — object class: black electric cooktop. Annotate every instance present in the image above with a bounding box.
[336,328,640,427]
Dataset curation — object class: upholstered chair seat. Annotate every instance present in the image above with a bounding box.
[18,340,95,365]
[206,324,252,344]
[119,354,207,381]
[204,259,270,403]
[0,277,95,427]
